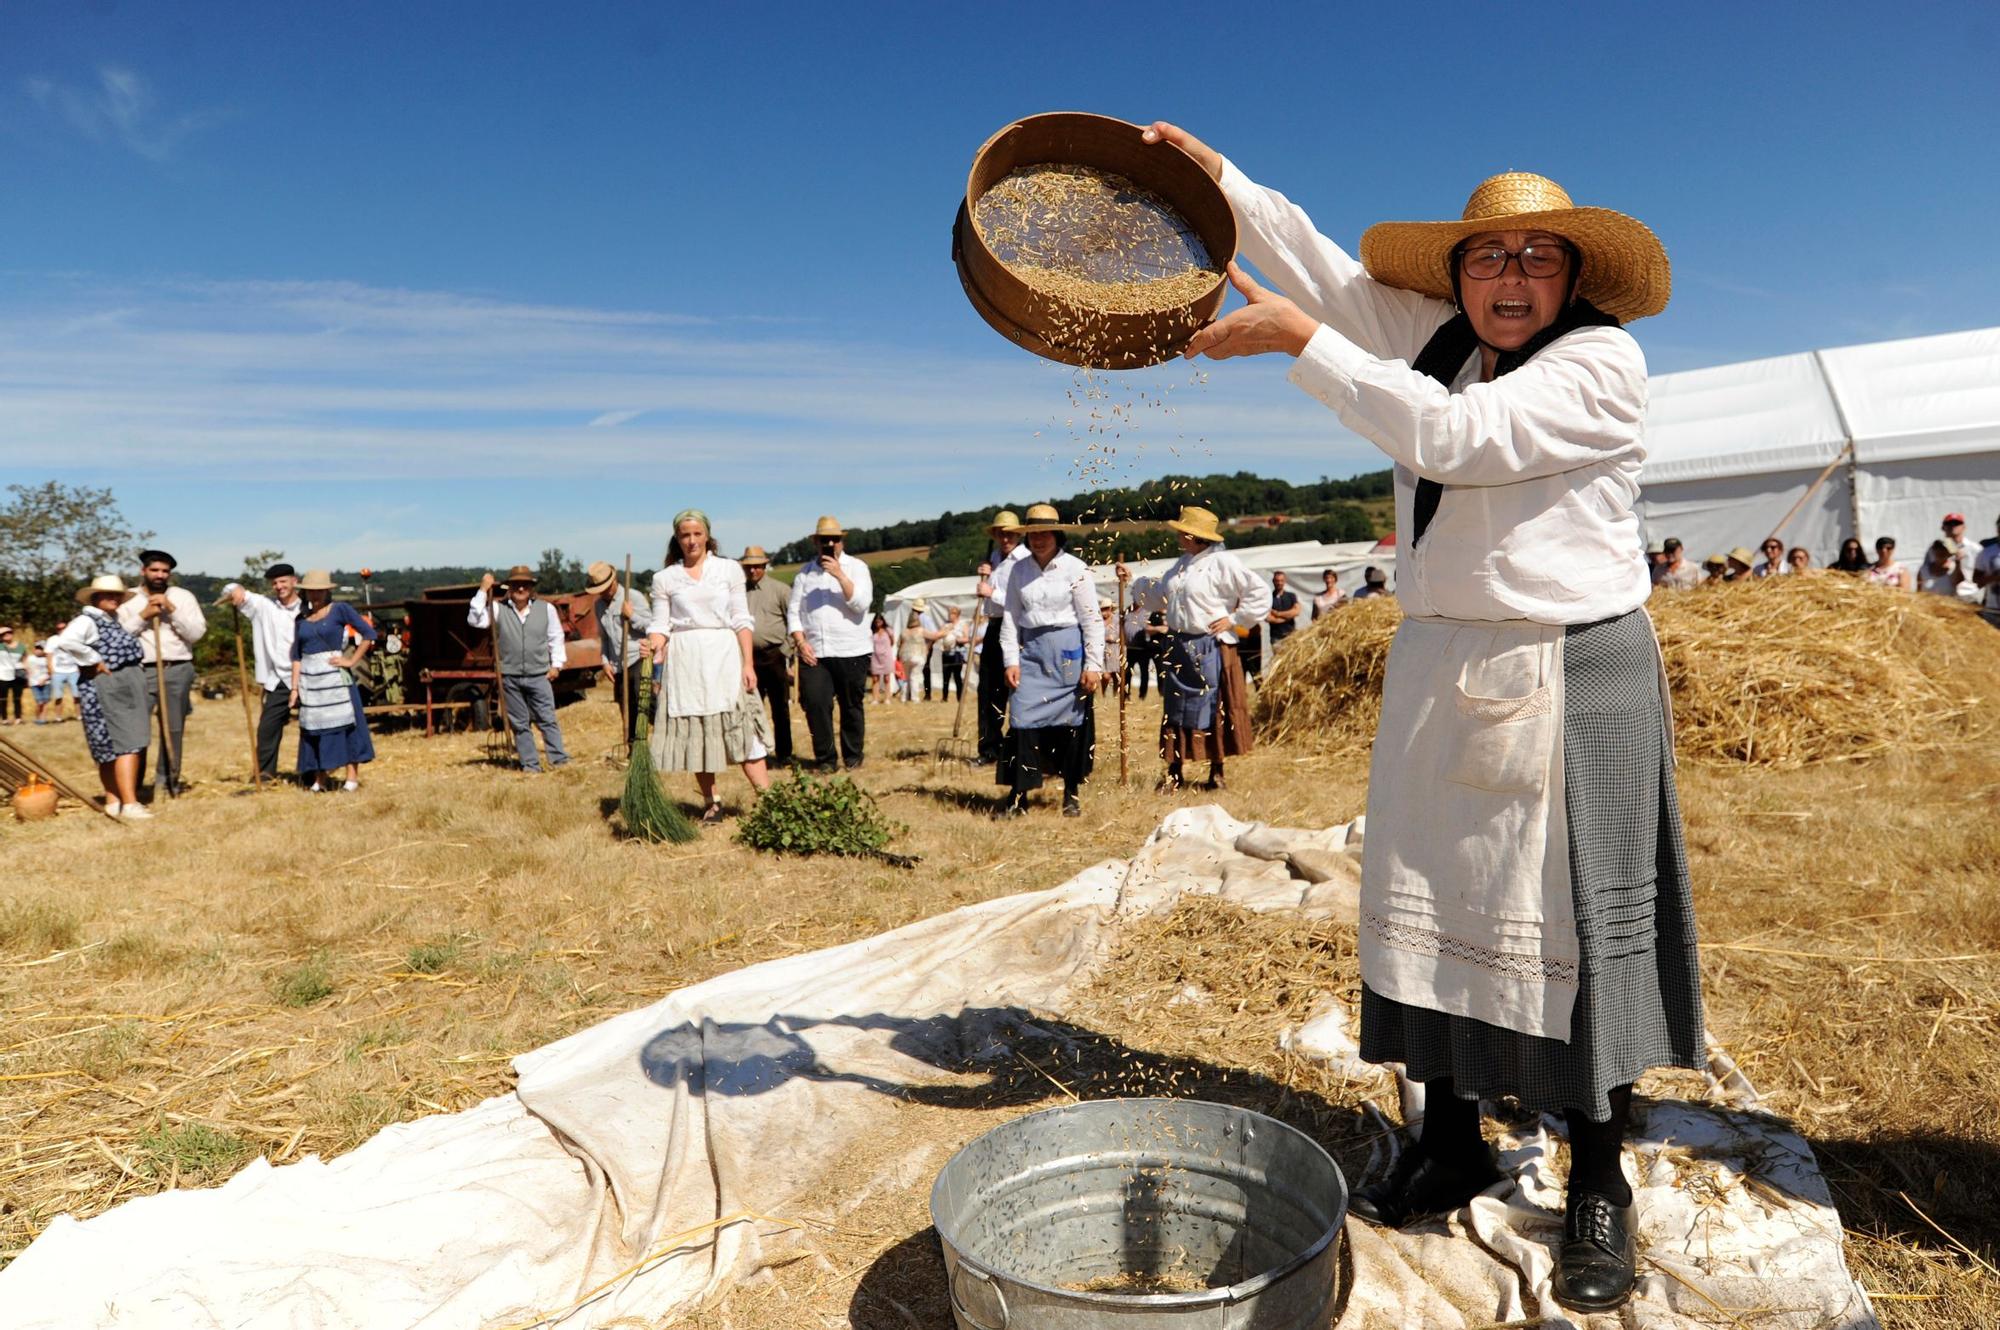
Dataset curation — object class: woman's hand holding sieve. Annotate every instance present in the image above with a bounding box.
[1183,263,1318,361]
[1140,122,1222,182]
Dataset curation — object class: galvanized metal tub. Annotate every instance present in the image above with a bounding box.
[930,1098,1347,1329]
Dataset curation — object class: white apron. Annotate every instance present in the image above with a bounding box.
[1360,617,1580,1041]
[664,629,741,718]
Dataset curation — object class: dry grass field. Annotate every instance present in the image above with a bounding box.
[1,654,1996,1326]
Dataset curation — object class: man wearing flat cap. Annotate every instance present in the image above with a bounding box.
[469,565,571,772]
[741,546,796,767]
[223,562,305,782]
[119,548,206,797]
[587,561,652,750]
[785,516,872,771]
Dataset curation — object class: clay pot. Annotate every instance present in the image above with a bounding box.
[11,779,57,822]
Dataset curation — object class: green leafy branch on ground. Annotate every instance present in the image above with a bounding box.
[736,769,915,866]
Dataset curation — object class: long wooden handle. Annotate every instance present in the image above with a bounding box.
[486,583,515,747]
[949,605,983,740]
[622,554,635,755]
[232,607,263,788]
[1116,580,1129,787]
[152,621,179,798]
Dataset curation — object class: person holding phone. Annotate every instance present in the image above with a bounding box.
[785,516,873,771]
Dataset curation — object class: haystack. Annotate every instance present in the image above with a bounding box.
[1256,578,1999,767]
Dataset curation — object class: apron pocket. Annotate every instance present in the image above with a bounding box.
[1444,655,1555,794]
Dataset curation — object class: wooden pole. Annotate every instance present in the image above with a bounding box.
[1116,578,1129,787]
[621,554,634,758]
[949,605,982,743]
[486,579,516,763]
[231,605,264,788]
[1764,441,1853,545]
[151,620,179,799]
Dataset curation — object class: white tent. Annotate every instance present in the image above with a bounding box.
[1636,325,2000,563]
[883,539,1388,665]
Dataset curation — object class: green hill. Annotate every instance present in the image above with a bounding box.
[773,469,1395,603]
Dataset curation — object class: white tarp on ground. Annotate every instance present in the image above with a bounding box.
[884,539,1386,662]
[1637,324,2000,562]
[0,808,1876,1330]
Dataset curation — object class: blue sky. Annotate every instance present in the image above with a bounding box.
[4,1,1996,574]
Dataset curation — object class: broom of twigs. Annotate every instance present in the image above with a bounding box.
[619,632,696,843]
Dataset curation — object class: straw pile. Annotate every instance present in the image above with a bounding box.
[1256,577,2000,767]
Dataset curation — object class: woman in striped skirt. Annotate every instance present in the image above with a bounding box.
[1146,121,1703,1312]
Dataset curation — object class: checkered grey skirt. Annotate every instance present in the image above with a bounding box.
[1359,608,1705,1121]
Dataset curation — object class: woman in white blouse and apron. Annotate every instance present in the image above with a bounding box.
[996,505,1104,818]
[1116,505,1271,791]
[1144,123,1703,1312]
[645,511,773,825]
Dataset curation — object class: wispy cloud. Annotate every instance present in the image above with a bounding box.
[0,273,1380,571]
[25,65,230,162]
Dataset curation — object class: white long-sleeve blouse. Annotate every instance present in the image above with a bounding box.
[1127,544,1272,640]
[1218,157,1653,625]
[650,558,753,634]
[998,550,1106,672]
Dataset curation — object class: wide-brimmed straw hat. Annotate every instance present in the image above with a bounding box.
[297,569,336,591]
[502,564,538,585]
[584,561,618,594]
[987,509,1022,537]
[739,545,770,567]
[1012,503,1068,534]
[1359,172,1670,323]
[74,573,131,605]
[812,516,846,539]
[1166,505,1225,545]
[1727,546,1757,568]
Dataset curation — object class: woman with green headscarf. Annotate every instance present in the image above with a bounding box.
[643,510,773,824]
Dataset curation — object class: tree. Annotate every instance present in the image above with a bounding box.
[0,482,154,632]
[238,550,287,587]
[535,547,585,593]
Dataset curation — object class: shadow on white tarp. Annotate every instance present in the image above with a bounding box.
[0,807,1876,1329]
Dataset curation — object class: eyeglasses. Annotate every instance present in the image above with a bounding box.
[1761,541,1782,552]
[1456,242,1574,280]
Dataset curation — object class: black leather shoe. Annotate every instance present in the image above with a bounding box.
[1348,1145,1503,1229]
[1552,1188,1636,1312]
[1062,796,1082,817]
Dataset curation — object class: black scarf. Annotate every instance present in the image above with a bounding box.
[1405,296,1621,545]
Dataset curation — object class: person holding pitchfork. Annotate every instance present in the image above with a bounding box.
[119,548,205,799]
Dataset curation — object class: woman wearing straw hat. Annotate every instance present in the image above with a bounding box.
[1140,124,1703,1310]
[996,504,1104,817]
[644,511,772,824]
[1116,505,1270,792]
[973,510,1027,765]
[51,575,153,819]
[289,569,377,792]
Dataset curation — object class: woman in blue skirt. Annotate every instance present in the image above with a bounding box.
[1143,121,1703,1312]
[995,504,1104,818]
[288,569,377,792]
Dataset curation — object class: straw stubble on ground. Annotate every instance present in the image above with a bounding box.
[1,656,1996,1327]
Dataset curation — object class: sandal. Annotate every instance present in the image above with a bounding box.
[699,801,724,826]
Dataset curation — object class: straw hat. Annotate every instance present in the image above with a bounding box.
[739,545,770,567]
[584,561,618,594]
[1166,505,1225,544]
[74,573,131,605]
[1012,503,1068,534]
[987,509,1022,537]
[296,569,336,591]
[910,598,929,612]
[1358,172,1670,323]
[1727,546,1757,569]
[812,516,845,539]
[502,565,538,585]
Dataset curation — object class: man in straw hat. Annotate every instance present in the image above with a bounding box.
[223,562,305,783]
[785,516,872,771]
[1116,505,1269,792]
[119,548,206,798]
[586,560,652,750]
[1138,122,1701,1310]
[468,565,571,772]
[972,509,1027,766]
[740,546,796,767]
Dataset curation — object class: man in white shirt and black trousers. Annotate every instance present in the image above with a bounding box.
[972,510,1027,766]
[468,565,571,773]
[223,562,305,783]
[785,516,873,771]
[120,548,207,797]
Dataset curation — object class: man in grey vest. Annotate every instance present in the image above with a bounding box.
[468,565,571,772]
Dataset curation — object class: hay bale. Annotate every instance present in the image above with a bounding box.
[1254,578,1999,768]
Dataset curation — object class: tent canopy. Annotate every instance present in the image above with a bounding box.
[1637,325,2000,560]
